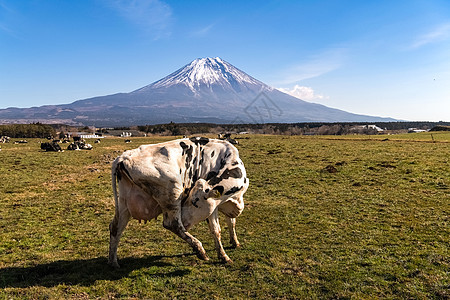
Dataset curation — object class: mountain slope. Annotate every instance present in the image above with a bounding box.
[0,57,396,126]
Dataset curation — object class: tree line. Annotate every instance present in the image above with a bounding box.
[0,123,56,138]
[135,121,450,136]
[1,121,449,138]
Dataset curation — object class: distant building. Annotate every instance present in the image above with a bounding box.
[105,130,146,137]
[352,125,384,132]
[80,134,103,139]
[367,125,384,132]
[408,128,428,133]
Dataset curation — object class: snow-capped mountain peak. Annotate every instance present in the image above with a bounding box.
[133,57,271,94]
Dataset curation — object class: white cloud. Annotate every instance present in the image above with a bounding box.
[0,1,13,12]
[275,47,347,85]
[0,23,12,34]
[190,23,214,37]
[410,22,450,49]
[108,0,173,39]
[0,1,20,38]
[278,85,326,101]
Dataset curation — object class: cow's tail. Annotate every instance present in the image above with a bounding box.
[111,157,121,216]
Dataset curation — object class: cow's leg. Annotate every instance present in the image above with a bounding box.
[108,203,131,268]
[225,217,241,248]
[207,209,232,263]
[163,207,209,261]
[218,198,244,248]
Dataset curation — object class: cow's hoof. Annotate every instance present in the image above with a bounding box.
[196,251,210,261]
[219,256,233,264]
[230,242,241,248]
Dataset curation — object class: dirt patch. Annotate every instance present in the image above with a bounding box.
[377,162,397,168]
[323,165,338,173]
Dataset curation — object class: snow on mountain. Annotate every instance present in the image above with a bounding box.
[133,57,272,95]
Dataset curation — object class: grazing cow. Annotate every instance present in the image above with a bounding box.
[108,137,249,268]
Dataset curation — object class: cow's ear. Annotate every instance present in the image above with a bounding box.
[211,185,224,198]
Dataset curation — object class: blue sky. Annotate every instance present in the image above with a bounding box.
[1,0,449,121]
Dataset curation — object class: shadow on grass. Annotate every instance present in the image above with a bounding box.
[0,254,193,288]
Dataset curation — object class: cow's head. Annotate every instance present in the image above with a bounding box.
[182,179,225,230]
[189,179,223,204]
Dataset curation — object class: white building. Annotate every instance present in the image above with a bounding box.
[80,134,103,139]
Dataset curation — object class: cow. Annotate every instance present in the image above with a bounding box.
[67,141,93,150]
[67,142,79,150]
[218,133,238,145]
[108,137,249,268]
[40,142,62,152]
[14,140,28,144]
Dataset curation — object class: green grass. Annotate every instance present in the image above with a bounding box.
[1,134,449,299]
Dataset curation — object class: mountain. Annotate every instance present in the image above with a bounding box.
[0,57,396,126]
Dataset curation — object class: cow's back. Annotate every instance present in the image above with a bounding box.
[114,137,248,211]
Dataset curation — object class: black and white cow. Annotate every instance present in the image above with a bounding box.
[108,137,249,268]
[40,142,62,152]
[67,141,93,150]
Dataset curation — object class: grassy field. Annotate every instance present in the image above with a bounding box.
[0,133,449,299]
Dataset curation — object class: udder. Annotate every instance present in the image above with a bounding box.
[126,188,162,221]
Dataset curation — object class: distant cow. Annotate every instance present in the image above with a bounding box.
[108,137,249,268]
[67,141,93,150]
[41,142,62,152]
[218,133,238,145]
[14,140,28,144]
[226,138,238,145]
[80,143,93,150]
[67,143,79,150]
